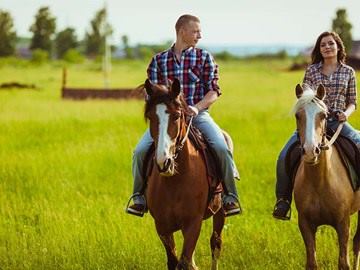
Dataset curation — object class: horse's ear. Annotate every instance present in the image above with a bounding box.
[145,79,153,96]
[316,84,326,100]
[170,78,181,98]
[295,84,303,98]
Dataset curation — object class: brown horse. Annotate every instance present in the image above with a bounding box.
[293,84,360,270]
[143,78,226,270]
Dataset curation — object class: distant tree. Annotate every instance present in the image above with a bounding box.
[332,8,352,54]
[55,27,78,58]
[137,46,154,60]
[121,35,134,58]
[85,8,113,57]
[0,10,17,57]
[29,6,56,53]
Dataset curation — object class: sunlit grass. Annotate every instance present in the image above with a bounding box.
[0,59,360,269]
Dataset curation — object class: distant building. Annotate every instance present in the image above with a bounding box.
[16,47,32,59]
[350,40,360,59]
[112,46,126,59]
[292,40,360,71]
[15,37,32,59]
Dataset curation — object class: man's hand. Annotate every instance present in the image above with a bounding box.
[187,105,199,116]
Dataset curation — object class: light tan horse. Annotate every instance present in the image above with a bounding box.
[293,84,360,270]
[143,78,225,270]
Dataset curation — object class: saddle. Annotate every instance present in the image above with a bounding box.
[285,130,360,190]
[142,126,223,213]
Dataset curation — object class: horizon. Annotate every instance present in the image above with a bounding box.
[2,0,360,46]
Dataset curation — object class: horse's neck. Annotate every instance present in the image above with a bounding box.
[179,137,194,156]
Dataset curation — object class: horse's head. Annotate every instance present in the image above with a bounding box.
[294,84,328,163]
[144,78,188,176]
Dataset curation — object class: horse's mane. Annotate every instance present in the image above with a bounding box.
[135,82,189,121]
[292,86,328,114]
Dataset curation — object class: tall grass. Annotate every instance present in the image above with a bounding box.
[0,59,359,269]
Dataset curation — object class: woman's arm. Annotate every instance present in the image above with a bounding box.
[340,68,358,122]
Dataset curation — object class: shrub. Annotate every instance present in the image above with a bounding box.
[31,49,49,64]
[62,49,84,63]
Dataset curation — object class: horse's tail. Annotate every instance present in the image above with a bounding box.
[131,83,146,99]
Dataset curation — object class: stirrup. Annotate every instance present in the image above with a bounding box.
[272,198,291,220]
[222,193,242,216]
[125,193,147,217]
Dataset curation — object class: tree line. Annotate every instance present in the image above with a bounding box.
[0,7,354,60]
[0,6,172,61]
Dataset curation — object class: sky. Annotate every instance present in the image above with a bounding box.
[1,0,360,47]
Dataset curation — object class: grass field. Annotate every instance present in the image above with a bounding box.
[1,58,360,269]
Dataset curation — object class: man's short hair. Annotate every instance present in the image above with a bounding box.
[175,14,200,34]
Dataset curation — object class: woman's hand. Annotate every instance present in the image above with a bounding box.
[337,111,348,122]
[338,104,356,122]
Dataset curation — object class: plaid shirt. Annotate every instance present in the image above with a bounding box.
[302,62,357,111]
[147,45,221,106]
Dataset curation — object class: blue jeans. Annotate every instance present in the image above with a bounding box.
[275,119,360,202]
[131,110,240,204]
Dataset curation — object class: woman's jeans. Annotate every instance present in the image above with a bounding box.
[275,119,360,202]
[131,110,240,204]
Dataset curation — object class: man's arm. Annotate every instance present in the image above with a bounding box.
[194,90,219,111]
[187,91,218,115]
[188,51,221,114]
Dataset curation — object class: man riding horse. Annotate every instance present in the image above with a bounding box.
[126,14,242,217]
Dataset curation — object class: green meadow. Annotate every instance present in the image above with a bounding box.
[1,58,360,270]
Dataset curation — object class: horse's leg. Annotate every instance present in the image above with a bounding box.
[353,212,360,270]
[336,216,350,270]
[158,233,178,270]
[210,209,225,270]
[298,216,317,270]
[177,219,202,270]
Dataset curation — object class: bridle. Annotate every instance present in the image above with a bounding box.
[154,107,193,174]
[298,99,344,155]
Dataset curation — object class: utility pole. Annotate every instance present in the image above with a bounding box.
[102,2,111,89]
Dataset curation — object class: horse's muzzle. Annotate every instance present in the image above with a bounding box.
[302,145,321,164]
[157,158,175,176]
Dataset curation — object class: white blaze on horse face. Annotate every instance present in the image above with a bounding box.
[303,103,322,158]
[155,104,174,168]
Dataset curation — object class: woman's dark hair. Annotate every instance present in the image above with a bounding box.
[311,31,346,64]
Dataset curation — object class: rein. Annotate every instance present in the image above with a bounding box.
[320,122,344,150]
[174,115,193,159]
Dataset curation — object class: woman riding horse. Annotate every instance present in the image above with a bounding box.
[273,31,360,220]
